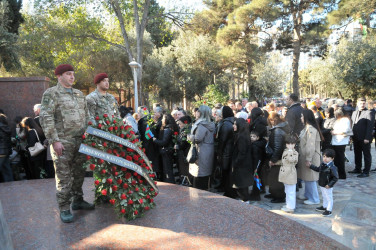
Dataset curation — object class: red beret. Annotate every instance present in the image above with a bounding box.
[94,73,108,84]
[54,64,74,75]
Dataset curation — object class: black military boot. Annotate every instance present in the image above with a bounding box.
[60,210,74,223]
[72,197,95,210]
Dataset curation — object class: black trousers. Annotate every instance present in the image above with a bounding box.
[161,152,175,183]
[193,176,210,190]
[353,139,372,174]
[268,165,285,199]
[332,145,346,179]
[236,187,250,201]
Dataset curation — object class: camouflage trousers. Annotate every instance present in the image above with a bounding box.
[51,137,86,210]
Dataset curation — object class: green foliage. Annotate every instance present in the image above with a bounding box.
[332,37,376,98]
[252,51,287,98]
[143,31,221,105]
[327,0,376,28]
[0,0,23,72]
[194,84,230,107]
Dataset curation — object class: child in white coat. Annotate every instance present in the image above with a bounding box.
[279,136,299,213]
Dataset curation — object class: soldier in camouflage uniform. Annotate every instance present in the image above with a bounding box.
[40,64,94,223]
[86,73,120,121]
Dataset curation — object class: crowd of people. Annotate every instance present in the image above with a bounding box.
[1,64,376,222]
[127,94,376,217]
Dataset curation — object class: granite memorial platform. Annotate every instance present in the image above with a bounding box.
[0,178,348,249]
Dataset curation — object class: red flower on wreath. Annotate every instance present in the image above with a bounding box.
[117,179,122,185]
[120,152,126,157]
[82,134,86,139]
[106,120,110,125]
[94,180,100,185]
[120,134,125,138]
[95,116,100,121]
[109,199,115,205]
[103,114,108,118]
[88,121,93,125]
[86,155,91,160]
[125,172,132,179]
[98,124,102,129]
[112,185,118,191]
[121,193,127,200]
[98,159,104,164]
[144,206,150,211]
[106,178,113,184]
[103,142,108,147]
[128,199,134,205]
[134,210,138,215]
[123,183,128,189]
[174,132,178,135]
[109,126,113,131]
[101,189,107,196]
[121,209,126,214]
[101,169,106,174]
[89,164,95,170]
[126,156,132,162]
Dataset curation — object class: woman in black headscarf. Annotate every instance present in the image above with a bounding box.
[231,118,253,201]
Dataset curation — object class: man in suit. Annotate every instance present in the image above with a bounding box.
[349,98,375,177]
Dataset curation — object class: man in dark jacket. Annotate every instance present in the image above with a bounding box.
[349,98,375,177]
[285,93,303,138]
[0,114,14,182]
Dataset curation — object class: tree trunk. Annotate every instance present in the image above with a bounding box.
[291,2,302,97]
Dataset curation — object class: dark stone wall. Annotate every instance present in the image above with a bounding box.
[0,77,50,133]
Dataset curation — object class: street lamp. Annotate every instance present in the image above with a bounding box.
[129,59,141,110]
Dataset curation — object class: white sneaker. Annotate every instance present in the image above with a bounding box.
[304,200,320,205]
[281,207,294,213]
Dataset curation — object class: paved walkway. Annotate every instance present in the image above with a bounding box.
[250,145,376,249]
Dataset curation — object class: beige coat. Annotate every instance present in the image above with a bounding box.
[279,149,299,185]
[297,125,321,181]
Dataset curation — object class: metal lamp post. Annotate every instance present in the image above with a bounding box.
[129,60,141,110]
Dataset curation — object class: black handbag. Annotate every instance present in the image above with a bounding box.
[265,142,274,159]
[187,144,198,163]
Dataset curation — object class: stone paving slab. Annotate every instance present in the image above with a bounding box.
[0,179,346,249]
[251,145,376,249]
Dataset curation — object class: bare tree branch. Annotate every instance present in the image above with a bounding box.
[108,0,134,62]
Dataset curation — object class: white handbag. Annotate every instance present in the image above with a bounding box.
[28,129,45,157]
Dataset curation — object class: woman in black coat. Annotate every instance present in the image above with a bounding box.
[138,107,158,176]
[175,116,192,184]
[249,107,268,138]
[321,107,335,152]
[231,118,253,202]
[0,114,14,182]
[266,111,289,203]
[153,114,179,183]
[217,106,236,198]
[21,117,46,179]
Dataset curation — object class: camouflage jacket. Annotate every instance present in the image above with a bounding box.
[86,89,120,121]
[40,83,89,143]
